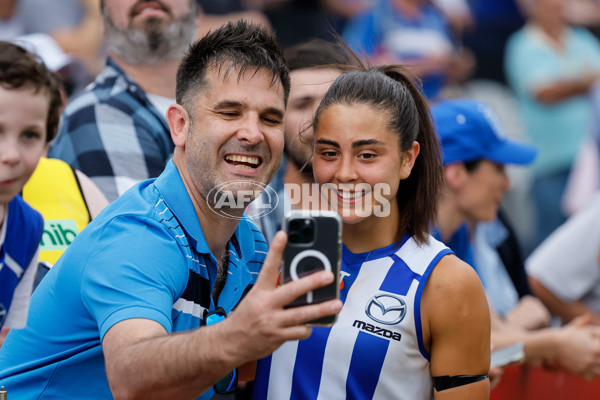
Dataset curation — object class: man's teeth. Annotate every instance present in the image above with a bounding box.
[225,155,260,165]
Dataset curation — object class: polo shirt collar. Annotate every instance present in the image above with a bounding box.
[154,160,211,254]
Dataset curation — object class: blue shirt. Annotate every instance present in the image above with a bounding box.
[49,57,173,202]
[432,225,475,271]
[0,161,267,400]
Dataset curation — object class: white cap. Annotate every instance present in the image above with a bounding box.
[13,33,75,72]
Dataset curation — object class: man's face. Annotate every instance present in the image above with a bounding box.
[284,68,341,171]
[0,87,48,205]
[103,0,196,65]
[456,160,511,222]
[184,66,285,209]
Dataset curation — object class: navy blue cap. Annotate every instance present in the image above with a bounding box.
[431,99,537,166]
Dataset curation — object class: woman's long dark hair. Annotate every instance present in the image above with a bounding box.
[313,62,444,245]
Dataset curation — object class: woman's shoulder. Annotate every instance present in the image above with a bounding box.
[422,253,489,330]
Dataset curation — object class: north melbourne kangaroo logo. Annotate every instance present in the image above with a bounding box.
[365,294,407,325]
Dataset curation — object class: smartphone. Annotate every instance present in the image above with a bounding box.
[490,342,525,368]
[282,210,342,326]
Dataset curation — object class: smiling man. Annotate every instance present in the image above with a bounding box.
[49,0,198,202]
[0,21,342,399]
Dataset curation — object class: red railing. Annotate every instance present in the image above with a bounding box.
[491,365,600,400]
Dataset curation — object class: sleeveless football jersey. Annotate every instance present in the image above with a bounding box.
[253,234,452,400]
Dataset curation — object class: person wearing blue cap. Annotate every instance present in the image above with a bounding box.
[432,98,537,269]
[432,98,600,380]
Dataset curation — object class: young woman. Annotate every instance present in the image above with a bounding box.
[253,65,491,399]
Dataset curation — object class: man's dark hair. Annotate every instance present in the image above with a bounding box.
[176,20,290,115]
[284,39,351,72]
[314,64,444,245]
[0,41,63,143]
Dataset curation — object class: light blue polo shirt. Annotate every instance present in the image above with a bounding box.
[505,26,600,175]
[0,160,267,399]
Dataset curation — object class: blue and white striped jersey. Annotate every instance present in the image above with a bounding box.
[253,234,452,400]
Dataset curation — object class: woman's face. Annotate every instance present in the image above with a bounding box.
[313,103,419,225]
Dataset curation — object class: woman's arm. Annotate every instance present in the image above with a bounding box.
[421,254,491,400]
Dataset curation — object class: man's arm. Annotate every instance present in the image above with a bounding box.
[504,295,551,330]
[422,255,491,400]
[102,232,343,400]
[533,75,599,104]
[491,310,600,379]
[529,276,600,325]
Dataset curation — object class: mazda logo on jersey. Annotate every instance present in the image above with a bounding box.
[365,294,406,325]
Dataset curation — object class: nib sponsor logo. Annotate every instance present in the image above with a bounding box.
[40,219,80,251]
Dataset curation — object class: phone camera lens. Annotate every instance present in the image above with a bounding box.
[287,218,315,244]
[289,232,301,243]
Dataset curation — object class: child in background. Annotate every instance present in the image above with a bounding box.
[0,41,62,346]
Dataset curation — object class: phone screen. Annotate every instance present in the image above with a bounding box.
[490,342,525,368]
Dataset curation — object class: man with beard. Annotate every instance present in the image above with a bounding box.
[0,21,342,399]
[49,0,198,202]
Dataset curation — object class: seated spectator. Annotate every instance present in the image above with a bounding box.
[472,211,551,330]
[49,0,198,202]
[432,98,600,380]
[527,193,600,325]
[0,41,62,346]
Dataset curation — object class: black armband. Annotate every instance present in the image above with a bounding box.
[432,374,488,391]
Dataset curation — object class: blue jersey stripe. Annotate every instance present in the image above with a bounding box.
[252,355,272,400]
[414,248,453,361]
[290,326,331,399]
[346,331,389,400]
[382,254,422,296]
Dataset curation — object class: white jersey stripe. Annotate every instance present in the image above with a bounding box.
[266,340,298,400]
[397,237,448,275]
[4,253,24,278]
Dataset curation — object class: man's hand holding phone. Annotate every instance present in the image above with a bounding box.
[221,231,343,365]
[281,211,342,326]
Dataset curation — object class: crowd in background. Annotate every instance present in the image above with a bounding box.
[2,0,600,398]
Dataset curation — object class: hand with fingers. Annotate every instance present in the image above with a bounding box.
[221,231,343,363]
[550,314,600,379]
